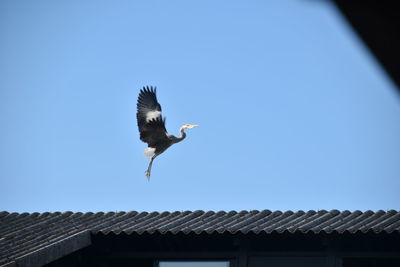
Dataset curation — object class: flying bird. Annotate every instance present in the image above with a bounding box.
[136,86,199,179]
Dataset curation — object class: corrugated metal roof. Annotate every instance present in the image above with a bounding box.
[1,209,399,266]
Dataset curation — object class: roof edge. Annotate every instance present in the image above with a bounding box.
[12,230,91,267]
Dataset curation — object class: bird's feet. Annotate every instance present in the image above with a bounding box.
[145,169,151,180]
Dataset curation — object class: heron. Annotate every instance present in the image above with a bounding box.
[136,86,199,179]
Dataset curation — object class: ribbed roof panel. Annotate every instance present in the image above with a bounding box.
[1,210,399,266]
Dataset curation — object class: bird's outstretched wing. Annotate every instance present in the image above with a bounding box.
[136,86,169,147]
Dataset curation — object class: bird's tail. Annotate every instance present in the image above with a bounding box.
[144,147,156,158]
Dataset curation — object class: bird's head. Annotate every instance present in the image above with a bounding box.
[180,124,199,130]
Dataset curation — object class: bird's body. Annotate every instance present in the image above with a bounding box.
[136,86,198,179]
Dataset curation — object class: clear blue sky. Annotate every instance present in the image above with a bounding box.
[1,0,399,213]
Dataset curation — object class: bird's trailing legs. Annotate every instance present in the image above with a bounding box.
[145,155,156,180]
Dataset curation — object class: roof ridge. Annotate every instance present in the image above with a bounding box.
[2,209,398,215]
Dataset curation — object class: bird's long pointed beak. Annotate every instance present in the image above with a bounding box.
[192,124,199,128]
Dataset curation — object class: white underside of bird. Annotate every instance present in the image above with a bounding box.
[144,147,156,158]
[146,111,161,122]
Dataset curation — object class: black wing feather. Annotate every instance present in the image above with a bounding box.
[136,86,169,146]
[137,86,161,127]
[139,117,169,147]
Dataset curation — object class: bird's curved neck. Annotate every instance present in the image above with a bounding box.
[179,126,187,139]
[169,126,187,144]
[173,126,186,144]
